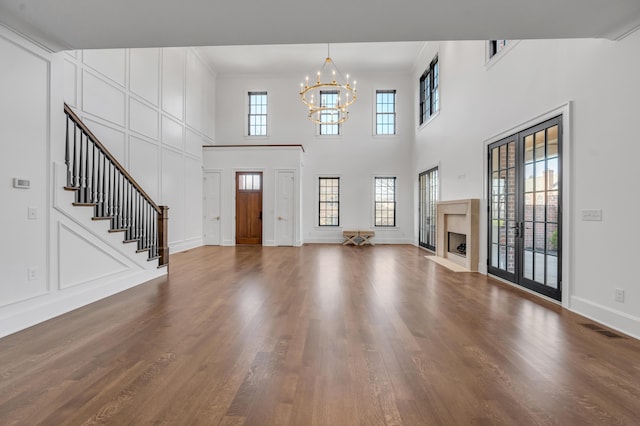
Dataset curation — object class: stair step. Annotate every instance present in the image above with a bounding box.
[108,228,128,233]
[123,239,138,244]
[136,248,150,254]
[147,255,160,261]
[92,216,114,221]
[73,202,97,207]
[64,186,79,191]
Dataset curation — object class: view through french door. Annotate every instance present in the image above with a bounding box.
[419,167,438,251]
[488,116,562,300]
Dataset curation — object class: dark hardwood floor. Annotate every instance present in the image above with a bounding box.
[1,245,640,425]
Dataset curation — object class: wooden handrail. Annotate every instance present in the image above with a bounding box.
[64,103,161,214]
[64,103,168,267]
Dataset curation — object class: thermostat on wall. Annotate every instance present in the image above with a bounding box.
[13,178,31,189]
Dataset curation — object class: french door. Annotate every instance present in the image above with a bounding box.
[419,167,438,251]
[488,116,562,300]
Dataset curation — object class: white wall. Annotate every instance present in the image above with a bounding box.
[0,25,216,338]
[203,147,302,246]
[412,32,640,339]
[214,70,415,244]
[63,47,216,252]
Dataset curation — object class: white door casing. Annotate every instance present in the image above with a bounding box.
[275,170,295,246]
[203,171,221,245]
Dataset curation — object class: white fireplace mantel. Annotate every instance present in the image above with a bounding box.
[435,199,480,272]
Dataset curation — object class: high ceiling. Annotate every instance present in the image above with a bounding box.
[196,42,427,74]
[1,0,639,73]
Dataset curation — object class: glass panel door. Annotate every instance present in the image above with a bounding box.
[419,167,438,251]
[520,120,561,296]
[489,138,517,282]
[488,116,562,301]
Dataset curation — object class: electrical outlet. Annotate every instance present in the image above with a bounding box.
[28,267,37,281]
[615,288,625,303]
[28,207,37,220]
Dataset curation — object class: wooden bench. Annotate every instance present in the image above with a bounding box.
[342,230,375,246]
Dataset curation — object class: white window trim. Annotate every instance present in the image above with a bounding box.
[485,40,521,69]
[372,175,399,229]
[372,88,399,137]
[244,90,271,138]
[417,109,440,131]
[315,174,343,229]
[315,125,343,138]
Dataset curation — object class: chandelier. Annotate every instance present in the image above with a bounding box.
[300,44,357,125]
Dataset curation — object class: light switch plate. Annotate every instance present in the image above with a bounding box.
[581,209,602,221]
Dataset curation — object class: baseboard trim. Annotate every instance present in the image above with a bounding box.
[569,296,640,341]
[0,268,166,339]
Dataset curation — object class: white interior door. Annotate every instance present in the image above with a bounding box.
[203,171,221,245]
[275,170,295,246]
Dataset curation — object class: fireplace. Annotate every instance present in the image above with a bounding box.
[435,199,479,271]
[448,232,467,257]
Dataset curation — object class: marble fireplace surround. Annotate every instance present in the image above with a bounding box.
[435,199,479,272]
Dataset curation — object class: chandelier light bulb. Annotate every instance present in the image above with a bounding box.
[299,44,358,125]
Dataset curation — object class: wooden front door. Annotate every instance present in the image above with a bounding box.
[236,172,263,245]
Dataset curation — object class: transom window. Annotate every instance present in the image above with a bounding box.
[238,173,261,191]
[376,90,396,135]
[319,90,340,135]
[375,177,396,227]
[319,177,340,226]
[248,91,267,136]
[419,56,439,125]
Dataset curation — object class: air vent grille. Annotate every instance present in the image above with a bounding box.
[580,323,625,339]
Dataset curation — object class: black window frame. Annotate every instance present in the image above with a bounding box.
[248,91,268,136]
[374,177,397,227]
[319,177,340,226]
[319,90,340,136]
[376,90,397,135]
[419,56,439,125]
[489,40,509,58]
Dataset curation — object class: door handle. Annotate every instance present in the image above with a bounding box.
[278,216,283,221]
[510,222,523,237]
[214,216,220,221]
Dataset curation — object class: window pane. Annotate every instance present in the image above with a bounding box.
[376,90,396,135]
[319,177,340,226]
[248,91,267,136]
[375,177,396,227]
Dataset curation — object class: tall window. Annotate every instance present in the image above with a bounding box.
[419,56,439,125]
[375,177,396,227]
[319,177,340,226]
[376,90,396,135]
[248,91,267,136]
[489,40,509,58]
[319,90,339,135]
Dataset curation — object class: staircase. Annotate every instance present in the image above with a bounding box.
[63,103,169,268]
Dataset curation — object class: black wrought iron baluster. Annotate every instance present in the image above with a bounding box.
[84,133,90,202]
[73,122,79,188]
[114,171,120,229]
[100,154,106,217]
[65,116,71,187]
[122,178,128,233]
[91,143,97,204]
[129,180,134,235]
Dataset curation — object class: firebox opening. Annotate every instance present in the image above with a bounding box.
[448,232,467,258]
